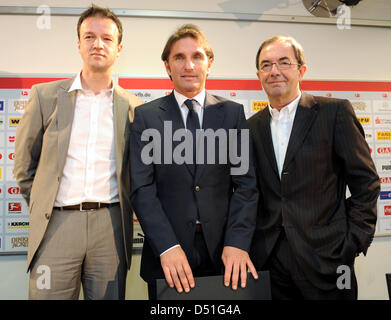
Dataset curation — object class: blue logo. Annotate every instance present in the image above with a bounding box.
[0,101,4,111]
[380,191,391,200]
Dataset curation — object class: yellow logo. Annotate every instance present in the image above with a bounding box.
[357,117,371,124]
[377,131,391,141]
[252,101,268,112]
[9,118,21,126]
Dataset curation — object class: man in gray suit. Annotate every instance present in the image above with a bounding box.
[13,5,143,299]
[248,35,380,299]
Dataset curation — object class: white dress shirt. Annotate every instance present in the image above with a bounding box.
[174,89,205,128]
[269,93,301,178]
[54,73,119,207]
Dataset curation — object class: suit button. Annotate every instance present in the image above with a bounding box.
[45,213,50,220]
[195,186,200,192]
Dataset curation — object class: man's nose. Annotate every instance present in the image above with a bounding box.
[270,63,281,75]
[93,37,104,48]
[184,58,195,70]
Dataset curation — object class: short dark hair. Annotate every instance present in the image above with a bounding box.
[255,35,305,70]
[77,4,123,44]
[161,24,214,62]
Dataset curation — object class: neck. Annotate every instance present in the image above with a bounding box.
[269,92,300,111]
[80,68,113,94]
[176,88,204,99]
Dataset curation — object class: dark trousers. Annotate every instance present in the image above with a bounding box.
[265,229,357,300]
[148,229,216,300]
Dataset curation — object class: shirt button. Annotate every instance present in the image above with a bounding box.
[195,186,200,192]
[45,213,50,220]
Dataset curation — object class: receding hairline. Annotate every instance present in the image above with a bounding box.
[255,36,305,70]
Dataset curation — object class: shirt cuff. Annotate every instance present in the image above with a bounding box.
[160,244,180,256]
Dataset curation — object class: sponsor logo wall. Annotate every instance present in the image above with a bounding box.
[0,76,390,253]
[0,79,30,253]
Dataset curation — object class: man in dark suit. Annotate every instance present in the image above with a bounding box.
[129,24,259,299]
[248,35,380,299]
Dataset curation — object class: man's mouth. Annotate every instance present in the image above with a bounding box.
[91,52,105,57]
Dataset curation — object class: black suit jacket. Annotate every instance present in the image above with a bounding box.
[248,92,380,290]
[130,92,258,283]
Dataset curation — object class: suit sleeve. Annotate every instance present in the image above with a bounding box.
[223,105,259,252]
[13,85,44,206]
[334,100,380,255]
[129,107,179,257]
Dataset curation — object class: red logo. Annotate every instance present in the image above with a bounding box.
[355,93,360,98]
[384,206,391,216]
[8,136,15,143]
[383,93,389,98]
[8,153,15,160]
[8,187,20,195]
[0,153,2,160]
[9,202,22,212]
[380,177,391,184]
[378,147,391,154]
[21,90,28,96]
[230,92,237,97]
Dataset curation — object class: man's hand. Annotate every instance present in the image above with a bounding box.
[221,246,258,290]
[160,246,195,293]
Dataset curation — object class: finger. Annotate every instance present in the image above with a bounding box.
[171,268,183,293]
[183,262,195,288]
[247,259,258,280]
[162,266,174,288]
[177,266,190,293]
[240,261,248,288]
[231,262,239,290]
[224,260,233,287]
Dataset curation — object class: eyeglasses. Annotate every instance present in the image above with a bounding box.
[259,60,300,73]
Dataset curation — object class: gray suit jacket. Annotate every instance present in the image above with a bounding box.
[13,77,143,271]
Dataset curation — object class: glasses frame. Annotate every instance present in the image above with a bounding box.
[259,60,301,73]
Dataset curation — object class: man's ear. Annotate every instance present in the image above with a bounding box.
[164,60,172,78]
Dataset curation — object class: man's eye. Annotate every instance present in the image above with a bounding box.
[175,56,184,61]
[280,61,290,65]
[262,63,271,68]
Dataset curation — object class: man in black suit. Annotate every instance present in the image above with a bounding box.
[248,35,380,299]
[130,24,259,299]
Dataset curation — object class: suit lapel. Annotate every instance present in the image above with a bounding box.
[283,92,318,171]
[57,78,77,176]
[257,109,279,177]
[113,86,129,180]
[195,93,225,183]
[158,93,197,176]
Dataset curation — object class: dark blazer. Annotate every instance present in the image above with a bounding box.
[130,92,258,283]
[248,92,380,290]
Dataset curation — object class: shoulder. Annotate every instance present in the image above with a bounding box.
[248,107,268,126]
[304,93,351,109]
[136,95,170,113]
[207,93,243,109]
[32,77,73,95]
[115,85,144,107]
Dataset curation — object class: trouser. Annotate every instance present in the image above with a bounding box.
[28,205,127,300]
[265,228,357,300]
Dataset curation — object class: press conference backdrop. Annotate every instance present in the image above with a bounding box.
[0,74,390,254]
